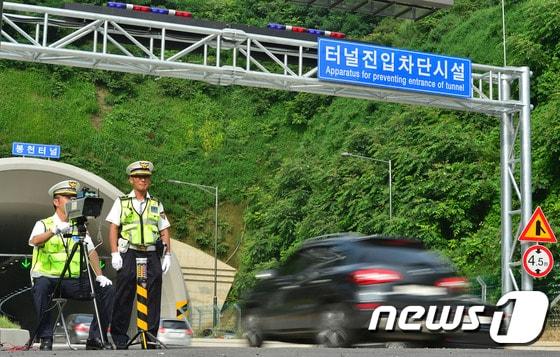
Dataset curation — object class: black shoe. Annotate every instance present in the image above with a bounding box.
[39,338,53,351]
[146,342,160,349]
[104,341,114,350]
[115,343,128,350]
[86,338,113,350]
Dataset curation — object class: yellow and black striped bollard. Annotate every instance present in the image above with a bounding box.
[136,257,149,349]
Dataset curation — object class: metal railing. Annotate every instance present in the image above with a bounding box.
[187,303,242,337]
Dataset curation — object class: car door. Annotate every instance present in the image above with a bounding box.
[278,249,317,333]
[294,246,347,332]
[276,246,346,334]
[260,252,309,334]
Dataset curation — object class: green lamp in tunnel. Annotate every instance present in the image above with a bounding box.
[21,258,31,269]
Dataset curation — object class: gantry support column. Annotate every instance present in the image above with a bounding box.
[519,67,533,291]
[500,75,514,295]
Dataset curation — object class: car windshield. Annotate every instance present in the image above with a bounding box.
[74,315,93,323]
[162,320,187,329]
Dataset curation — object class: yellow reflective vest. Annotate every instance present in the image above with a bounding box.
[120,196,160,246]
[31,217,81,278]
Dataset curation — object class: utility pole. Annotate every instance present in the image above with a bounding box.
[168,179,220,332]
[0,1,4,47]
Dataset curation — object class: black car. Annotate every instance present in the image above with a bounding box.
[241,233,496,348]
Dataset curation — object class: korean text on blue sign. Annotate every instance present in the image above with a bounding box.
[12,142,61,159]
[318,38,472,98]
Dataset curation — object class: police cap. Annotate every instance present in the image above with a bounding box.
[48,180,81,197]
[127,161,154,176]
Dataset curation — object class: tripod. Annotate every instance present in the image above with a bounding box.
[126,257,167,349]
[25,217,105,349]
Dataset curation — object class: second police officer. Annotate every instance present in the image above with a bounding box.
[106,161,172,349]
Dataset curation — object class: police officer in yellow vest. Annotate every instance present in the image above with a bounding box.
[29,180,115,350]
[106,161,172,349]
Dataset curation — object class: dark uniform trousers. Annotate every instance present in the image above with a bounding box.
[111,249,162,346]
[32,276,115,340]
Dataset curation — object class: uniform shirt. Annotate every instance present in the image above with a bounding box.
[105,191,171,231]
[29,213,95,278]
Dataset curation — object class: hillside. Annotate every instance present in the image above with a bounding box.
[1,0,559,301]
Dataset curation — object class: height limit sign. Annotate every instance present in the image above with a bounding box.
[523,245,554,278]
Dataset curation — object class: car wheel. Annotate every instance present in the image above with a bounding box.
[243,313,264,347]
[318,305,353,348]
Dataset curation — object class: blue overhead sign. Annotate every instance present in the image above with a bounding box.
[318,38,472,98]
[12,142,61,159]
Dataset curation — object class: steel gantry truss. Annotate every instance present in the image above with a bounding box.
[0,2,533,293]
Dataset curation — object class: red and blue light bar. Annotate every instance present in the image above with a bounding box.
[107,2,192,18]
[267,23,345,38]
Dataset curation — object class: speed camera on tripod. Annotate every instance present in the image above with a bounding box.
[65,187,104,220]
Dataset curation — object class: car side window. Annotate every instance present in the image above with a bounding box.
[304,246,346,269]
[278,251,310,276]
[278,246,345,276]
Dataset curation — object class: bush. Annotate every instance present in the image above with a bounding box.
[0,315,20,329]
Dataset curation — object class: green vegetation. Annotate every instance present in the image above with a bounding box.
[1,0,559,301]
[0,315,20,329]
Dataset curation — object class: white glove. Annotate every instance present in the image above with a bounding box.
[161,254,171,274]
[51,222,72,235]
[111,252,123,271]
[96,275,112,287]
